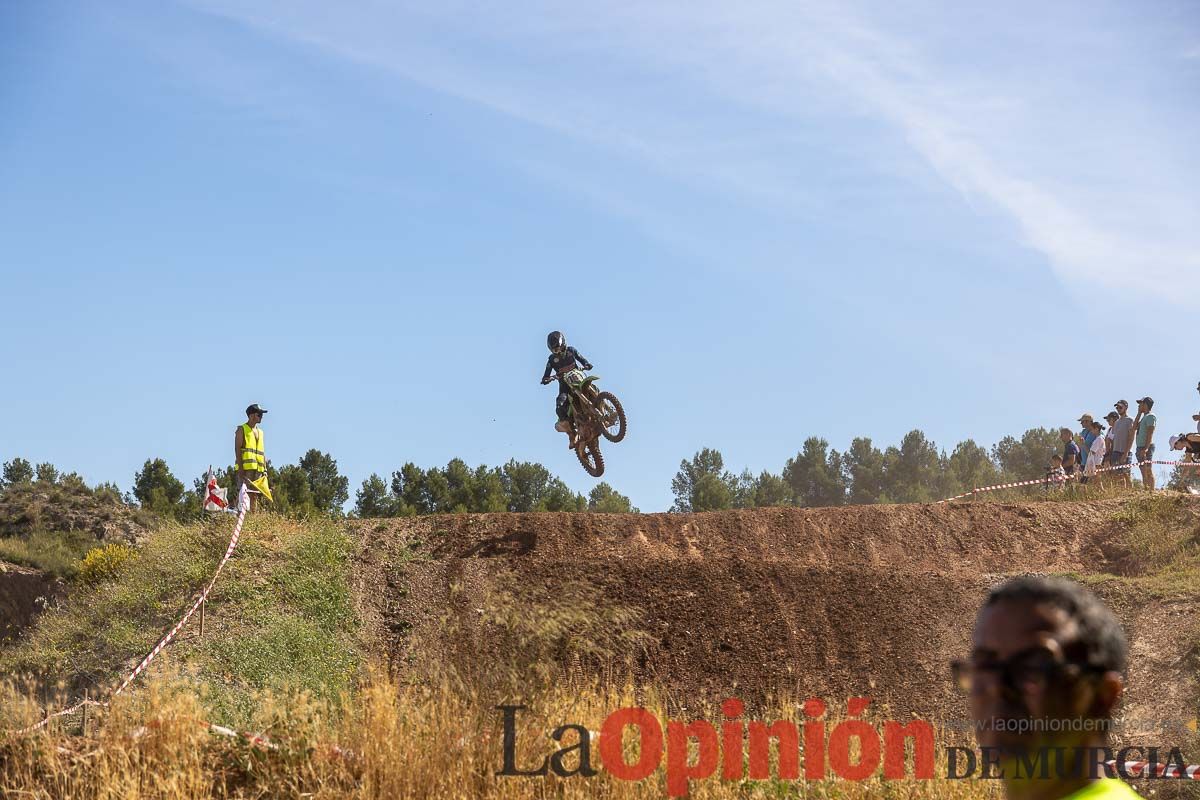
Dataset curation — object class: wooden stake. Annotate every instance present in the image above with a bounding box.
[81,690,89,736]
[199,598,205,639]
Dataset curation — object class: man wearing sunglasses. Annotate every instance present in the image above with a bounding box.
[952,576,1138,799]
[540,330,593,449]
[235,403,268,513]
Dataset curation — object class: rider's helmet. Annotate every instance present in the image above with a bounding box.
[547,331,566,354]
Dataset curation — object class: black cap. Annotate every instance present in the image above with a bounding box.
[1136,396,1153,405]
[246,404,268,416]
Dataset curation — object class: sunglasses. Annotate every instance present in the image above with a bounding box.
[950,646,1104,696]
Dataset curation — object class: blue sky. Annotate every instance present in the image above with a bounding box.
[2,0,1198,511]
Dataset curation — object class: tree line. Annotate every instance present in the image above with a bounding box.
[0,451,352,520]
[669,426,1197,511]
[354,461,637,516]
[0,452,636,520]
[670,428,1056,512]
[3,424,1194,520]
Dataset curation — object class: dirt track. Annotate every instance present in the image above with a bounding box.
[350,499,1200,739]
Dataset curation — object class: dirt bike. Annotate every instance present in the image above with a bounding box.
[543,369,627,477]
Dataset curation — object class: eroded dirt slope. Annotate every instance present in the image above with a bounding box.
[0,561,63,644]
[351,499,1199,739]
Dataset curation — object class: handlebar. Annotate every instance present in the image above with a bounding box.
[541,370,589,386]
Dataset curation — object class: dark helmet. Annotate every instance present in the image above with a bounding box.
[547,331,566,353]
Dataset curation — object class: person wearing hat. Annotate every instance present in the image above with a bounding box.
[1171,432,1200,460]
[1170,434,1200,493]
[235,404,268,512]
[1110,401,1136,489]
[1132,397,1156,490]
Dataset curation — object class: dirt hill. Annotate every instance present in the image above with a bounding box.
[0,561,63,644]
[351,498,1200,740]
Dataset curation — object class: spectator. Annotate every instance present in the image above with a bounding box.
[1102,412,1118,471]
[1133,397,1156,491]
[952,576,1136,799]
[1171,433,1200,462]
[1077,414,1096,480]
[1193,381,1200,433]
[1059,428,1080,477]
[1044,455,1066,492]
[1110,401,1135,489]
[1085,420,1106,487]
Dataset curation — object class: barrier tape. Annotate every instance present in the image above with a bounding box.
[5,485,250,738]
[937,459,1200,504]
[109,491,248,700]
[1107,760,1200,780]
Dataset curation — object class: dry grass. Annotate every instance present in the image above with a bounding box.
[0,669,1005,799]
[6,500,1194,798]
[0,513,359,727]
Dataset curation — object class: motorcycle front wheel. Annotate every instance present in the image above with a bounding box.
[594,391,626,443]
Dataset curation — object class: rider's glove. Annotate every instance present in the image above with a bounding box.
[541,377,552,385]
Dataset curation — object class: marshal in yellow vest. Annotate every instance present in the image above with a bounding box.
[240,424,266,473]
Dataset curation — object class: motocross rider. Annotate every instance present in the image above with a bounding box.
[540,331,593,449]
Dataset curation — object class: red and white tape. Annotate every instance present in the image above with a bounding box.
[109,491,248,699]
[6,485,250,738]
[1108,760,1200,780]
[938,459,1200,504]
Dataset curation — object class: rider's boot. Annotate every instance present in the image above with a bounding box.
[555,419,575,449]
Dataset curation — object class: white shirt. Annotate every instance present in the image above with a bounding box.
[1087,434,1107,473]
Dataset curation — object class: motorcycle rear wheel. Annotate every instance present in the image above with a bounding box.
[576,439,605,477]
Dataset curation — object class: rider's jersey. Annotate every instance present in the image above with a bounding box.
[543,347,593,383]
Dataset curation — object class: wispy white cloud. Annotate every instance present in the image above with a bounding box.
[184,0,1200,301]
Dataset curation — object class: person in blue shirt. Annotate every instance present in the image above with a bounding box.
[1133,397,1157,490]
[1078,414,1097,484]
[1059,428,1081,477]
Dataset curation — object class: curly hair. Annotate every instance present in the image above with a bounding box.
[985,576,1127,676]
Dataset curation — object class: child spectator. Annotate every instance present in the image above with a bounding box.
[1044,455,1067,492]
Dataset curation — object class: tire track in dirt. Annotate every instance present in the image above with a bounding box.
[350,499,1199,739]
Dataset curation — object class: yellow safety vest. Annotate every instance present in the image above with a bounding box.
[240,424,266,472]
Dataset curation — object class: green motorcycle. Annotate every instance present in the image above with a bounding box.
[547,369,627,477]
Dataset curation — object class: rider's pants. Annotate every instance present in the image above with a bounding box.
[555,386,570,421]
